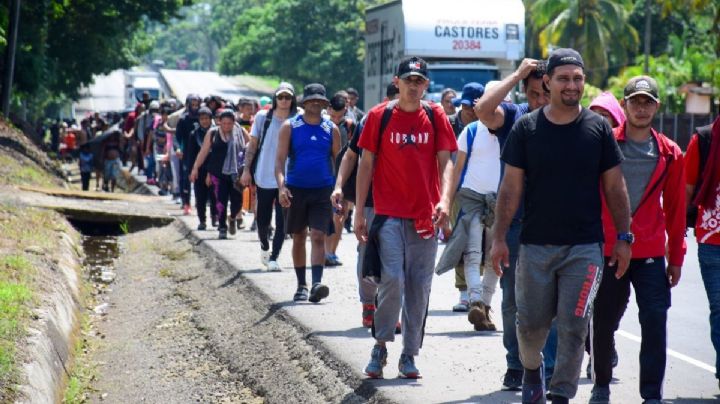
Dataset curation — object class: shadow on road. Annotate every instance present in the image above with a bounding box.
[425,330,500,338]
[307,327,371,339]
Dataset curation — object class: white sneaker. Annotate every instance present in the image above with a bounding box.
[261,250,271,267]
[267,260,281,272]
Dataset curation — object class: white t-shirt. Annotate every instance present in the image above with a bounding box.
[457,122,501,194]
[250,109,291,189]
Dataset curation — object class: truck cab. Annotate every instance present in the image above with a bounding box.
[364,0,524,110]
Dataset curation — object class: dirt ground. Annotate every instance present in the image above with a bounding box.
[84,223,382,404]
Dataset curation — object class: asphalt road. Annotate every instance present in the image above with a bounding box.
[166,204,719,404]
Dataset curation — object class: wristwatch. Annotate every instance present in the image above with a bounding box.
[617,232,635,244]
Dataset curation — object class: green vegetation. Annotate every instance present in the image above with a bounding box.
[0,154,59,188]
[0,203,73,401]
[62,316,96,404]
[0,0,190,120]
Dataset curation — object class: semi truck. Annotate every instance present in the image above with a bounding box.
[363,0,525,110]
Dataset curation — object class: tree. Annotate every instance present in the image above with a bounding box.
[0,0,190,120]
[529,0,640,85]
[218,0,382,95]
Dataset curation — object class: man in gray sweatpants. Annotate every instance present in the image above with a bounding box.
[354,56,457,379]
[491,48,632,403]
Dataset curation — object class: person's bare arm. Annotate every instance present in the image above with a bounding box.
[490,164,525,276]
[475,58,538,130]
[331,149,358,212]
[354,150,375,243]
[446,150,466,209]
[434,150,454,228]
[189,130,213,182]
[275,122,292,207]
[240,136,259,187]
[331,126,341,159]
[601,165,632,277]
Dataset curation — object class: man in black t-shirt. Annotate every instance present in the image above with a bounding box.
[491,48,632,403]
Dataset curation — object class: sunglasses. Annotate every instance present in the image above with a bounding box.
[277,94,293,101]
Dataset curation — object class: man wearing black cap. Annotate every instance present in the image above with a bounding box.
[491,48,631,403]
[176,94,202,215]
[475,58,557,392]
[590,76,686,404]
[355,56,457,379]
[241,82,298,272]
[275,83,341,303]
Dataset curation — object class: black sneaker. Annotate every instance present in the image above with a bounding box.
[219,229,227,239]
[502,368,523,391]
[308,283,329,303]
[228,218,237,235]
[197,222,207,231]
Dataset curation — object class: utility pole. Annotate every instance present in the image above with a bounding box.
[643,0,651,74]
[1,0,21,117]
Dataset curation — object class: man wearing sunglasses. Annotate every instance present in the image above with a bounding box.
[355,56,457,379]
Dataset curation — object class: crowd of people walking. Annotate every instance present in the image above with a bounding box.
[46,47,720,404]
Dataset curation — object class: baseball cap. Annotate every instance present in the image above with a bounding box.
[149,100,160,110]
[275,82,295,96]
[454,82,485,106]
[547,48,584,73]
[624,75,659,102]
[300,83,329,104]
[397,56,429,80]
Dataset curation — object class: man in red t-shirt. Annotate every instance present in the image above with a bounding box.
[686,114,720,386]
[355,56,457,379]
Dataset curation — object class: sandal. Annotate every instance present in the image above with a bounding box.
[293,286,308,302]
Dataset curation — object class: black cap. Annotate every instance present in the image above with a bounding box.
[301,83,329,104]
[547,48,584,73]
[624,75,659,102]
[397,56,429,80]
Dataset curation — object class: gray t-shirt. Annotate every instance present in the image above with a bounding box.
[250,109,291,189]
[619,136,658,212]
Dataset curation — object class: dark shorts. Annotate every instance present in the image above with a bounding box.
[285,186,333,234]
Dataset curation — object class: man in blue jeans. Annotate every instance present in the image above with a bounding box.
[491,48,631,403]
[686,114,720,390]
[475,57,557,391]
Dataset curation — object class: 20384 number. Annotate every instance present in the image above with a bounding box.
[452,40,482,50]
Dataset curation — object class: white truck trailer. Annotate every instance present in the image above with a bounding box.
[364,0,525,110]
[123,70,165,109]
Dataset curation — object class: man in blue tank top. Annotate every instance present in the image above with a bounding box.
[275,83,342,303]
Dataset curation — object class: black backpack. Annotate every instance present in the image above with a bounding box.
[687,124,713,228]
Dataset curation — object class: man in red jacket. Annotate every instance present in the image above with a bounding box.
[590,76,686,404]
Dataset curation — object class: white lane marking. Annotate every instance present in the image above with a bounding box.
[617,330,716,373]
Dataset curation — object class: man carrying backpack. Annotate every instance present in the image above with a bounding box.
[241,82,298,272]
[591,76,686,404]
[435,83,502,332]
[356,57,457,379]
[686,112,720,391]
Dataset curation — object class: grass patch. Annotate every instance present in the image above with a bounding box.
[0,255,34,398]
[0,203,70,400]
[157,246,190,262]
[159,267,173,278]
[62,316,97,404]
[0,153,58,188]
